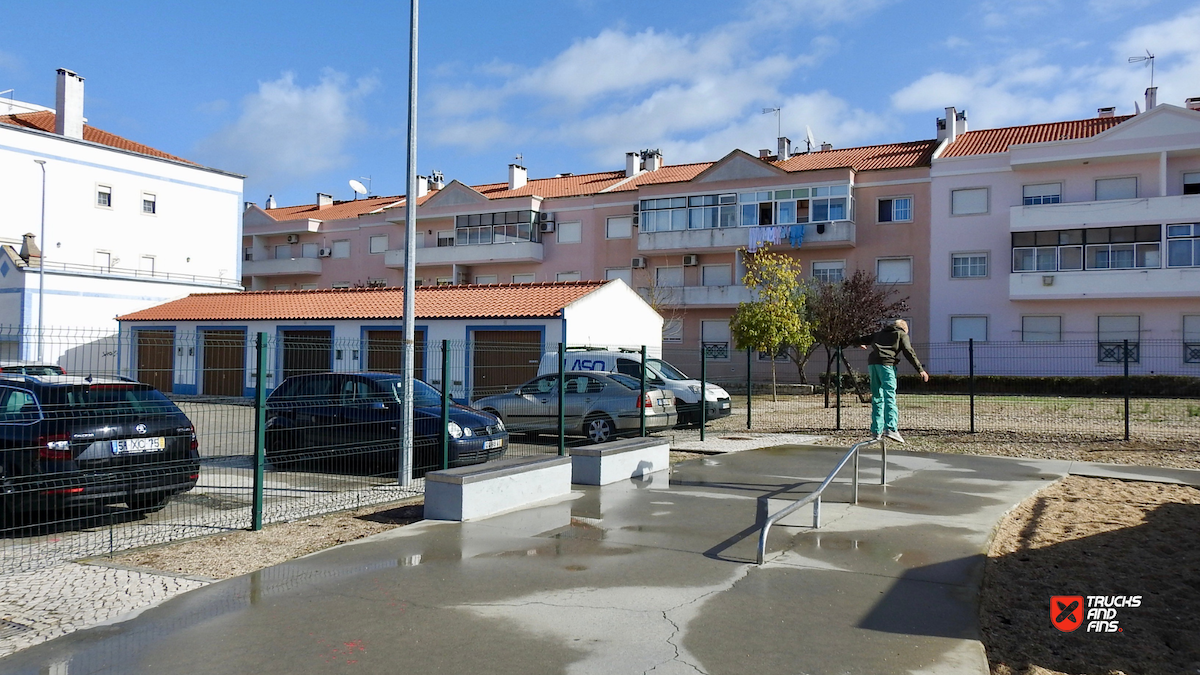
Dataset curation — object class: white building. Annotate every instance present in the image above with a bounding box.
[0,69,244,367]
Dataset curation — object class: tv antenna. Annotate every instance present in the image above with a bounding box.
[762,107,781,139]
[1128,50,1155,90]
[514,153,523,164]
[348,176,371,199]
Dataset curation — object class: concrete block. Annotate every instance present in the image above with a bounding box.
[424,455,572,521]
[570,438,670,486]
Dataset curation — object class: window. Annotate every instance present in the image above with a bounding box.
[557,221,581,244]
[606,216,633,239]
[367,278,387,287]
[877,197,913,223]
[332,282,352,289]
[556,271,581,282]
[139,256,155,273]
[300,283,318,290]
[1185,173,1200,195]
[809,185,849,222]
[512,273,535,284]
[1096,177,1137,201]
[1012,226,1160,272]
[1167,223,1200,267]
[274,284,291,290]
[302,243,319,259]
[474,274,498,285]
[951,188,988,215]
[1184,315,1200,363]
[274,245,292,260]
[95,251,112,269]
[701,264,731,287]
[655,266,684,287]
[243,247,253,262]
[332,240,351,258]
[605,268,632,285]
[1022,316,1061,342]
[96,185,112,208]
[950,316,987,342]
[663,319,683,343]
[454,210,539,246]
[1022,183,1061,206]
[951,253,988,278]
[437,231,455,247]
[370,235,388,254]
[876,257,913,284]
[812,260,845,283]
[1097,315,1140,363]
[701,320,730,360]
[142,193,157,214]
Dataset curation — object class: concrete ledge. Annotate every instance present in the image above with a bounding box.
[571,438,670,486]
[425,455,572,521]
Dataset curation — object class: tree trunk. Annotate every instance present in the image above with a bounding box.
[789,343,817,385]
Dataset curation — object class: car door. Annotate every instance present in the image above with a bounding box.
[335,377,393,449]
[508,375,559,433]
[295,374,339,452]
[562,374,601,429]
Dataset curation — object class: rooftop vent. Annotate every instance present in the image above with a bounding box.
[1186,97,1200,112]
[820,142,833,152]
[759,149,771,159]
[508,164,527,190]
[1098,107,1116,118]
[316,193,334,208]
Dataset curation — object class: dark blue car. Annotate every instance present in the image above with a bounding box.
[265,372,507,476]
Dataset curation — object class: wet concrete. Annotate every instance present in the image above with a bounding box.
[0,445,1144,675]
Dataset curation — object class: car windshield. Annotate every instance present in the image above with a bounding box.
[381,378,444,408]
[646,358,689,380]
[606,373,642,390]
[55,384,178,414]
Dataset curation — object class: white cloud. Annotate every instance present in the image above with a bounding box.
[196,70,377,181]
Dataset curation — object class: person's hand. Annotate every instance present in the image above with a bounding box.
[920,370,929,383]
[859,345,868,350]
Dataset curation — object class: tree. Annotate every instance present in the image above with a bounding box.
[804,269,910,406]
[729,246,813,401]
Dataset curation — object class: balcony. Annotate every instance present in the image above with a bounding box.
[1011,194,1200,231]
[242,257,323,277]
[641,285,754,307]
[1010,266,1200,300]
[384,241,543,268]
[637,222,854,253]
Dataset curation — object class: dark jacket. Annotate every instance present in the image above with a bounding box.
[852,325,924,371]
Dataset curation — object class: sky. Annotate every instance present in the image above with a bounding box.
[3,1,1199,207]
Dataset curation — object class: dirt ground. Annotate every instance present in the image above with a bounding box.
[982,476,1200,675]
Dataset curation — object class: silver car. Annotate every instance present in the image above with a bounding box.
[473,371,677,443]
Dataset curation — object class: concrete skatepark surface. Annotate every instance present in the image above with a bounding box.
[2,445,1184,675]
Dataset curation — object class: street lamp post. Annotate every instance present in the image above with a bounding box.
[399,0,419,486]
[34,159,46,362]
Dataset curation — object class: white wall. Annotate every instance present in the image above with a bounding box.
[562,279,663,356]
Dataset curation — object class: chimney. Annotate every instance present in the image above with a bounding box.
[1098,107,1116,118]
[625,152,640,177]
[942,107,958,143]
[19,233,41,263]
[265,195,277,209]
[244,201,256,211]
[759,149,771,159]
[1145,87,1157,110]
[415,176,430,198]
[429,170,445,190]
[820,142,833,152]
[643,150,663,172]
[508,164,527,190]
[1187,97,1200,112]
[316,193,334,209]
[777,136,791,160]
[54,69,85,139]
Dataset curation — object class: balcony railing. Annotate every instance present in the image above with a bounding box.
[637,222,854,253]
[242,257,323,277]
[1009,266,1200,300]
[23,259,242,288]
[384,240,544,268]
[1011,194,1200,231]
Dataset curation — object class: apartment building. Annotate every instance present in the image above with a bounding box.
[243,139,936,378]
[0,69,244,366]
[929,93,1200,374]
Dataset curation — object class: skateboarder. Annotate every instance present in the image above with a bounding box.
[851,319,928,443]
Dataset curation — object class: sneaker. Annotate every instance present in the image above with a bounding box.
[884,430,905,444]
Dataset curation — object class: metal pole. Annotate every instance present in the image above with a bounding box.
[34,160,46,362]
[440,339,449,470]
[835,346,842,431]
[969,338,976,434]
[746,347,752,430]
[1123,338,1130,441]
[700,345,707,441]
[557,342,566,456]
[399,0,419,487]
[252,332,268,531]
[639,345,647,438]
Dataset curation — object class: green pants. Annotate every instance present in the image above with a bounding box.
[868,364,898,436]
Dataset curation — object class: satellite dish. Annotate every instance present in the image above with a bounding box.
[349,179,368,198]
[805,126,817,153]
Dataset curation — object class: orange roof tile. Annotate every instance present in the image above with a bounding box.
[774,140,938,172]
[263,194,407,221]
[942,115,1134,157]
[608,162,714,192]
[473,170,629,200]
[0,111,198,165]
[117,281,610,322]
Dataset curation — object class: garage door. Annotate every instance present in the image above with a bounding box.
[365,329,425,380]
[471,330,542,399]
[281,330,332,380]
[136,329,175,393]
[202,330,246,396]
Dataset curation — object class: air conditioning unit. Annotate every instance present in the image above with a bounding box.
[632,214,639,226]
[539,212,555,222]
[682,254,699,266]
[318,248,332,257]
[631,257,646,269]
[540,222,555,233]
[286,234,300,244]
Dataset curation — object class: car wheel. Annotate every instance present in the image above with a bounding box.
[584,415,614,444]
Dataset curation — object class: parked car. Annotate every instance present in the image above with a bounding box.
[0,360,66,376]
[472,371,677,443]
[0,375,200,522]
[265,372,508,475]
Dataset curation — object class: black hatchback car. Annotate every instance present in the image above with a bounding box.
[0,375,200,521]
[265,372,508,475]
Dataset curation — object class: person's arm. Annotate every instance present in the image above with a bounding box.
[898,332,930,382]
[849,333,874,349]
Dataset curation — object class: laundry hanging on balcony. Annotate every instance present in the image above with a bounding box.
[746,226,782,253]
[787,224,804,248]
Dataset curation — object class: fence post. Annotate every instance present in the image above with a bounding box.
[252,332,267,531]
[557,343,566,456]
[1123,338,1130,441]
[700,345,707,441]
[969,338,976,434]
[639,345,647,438]
[835,346,842,431]
[746,347,752,430]
[441,339,450,471]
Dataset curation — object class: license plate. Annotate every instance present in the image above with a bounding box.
[112,437,166,454]
[484,438,503,450]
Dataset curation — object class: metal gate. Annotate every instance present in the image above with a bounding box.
[135,329,175,392]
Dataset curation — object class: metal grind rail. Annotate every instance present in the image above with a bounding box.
[756,438,888,565]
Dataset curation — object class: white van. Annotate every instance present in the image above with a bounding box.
[538,348,731,424]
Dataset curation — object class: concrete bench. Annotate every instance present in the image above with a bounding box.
[424,455,572,521]
[570,437,670,486]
